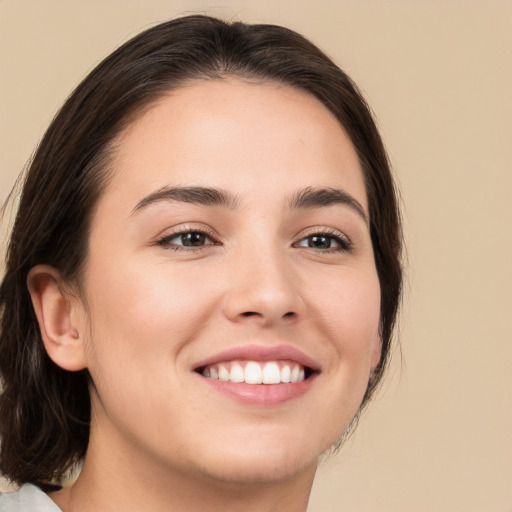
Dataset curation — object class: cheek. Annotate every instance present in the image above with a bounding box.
[80,263,215,430]
[305,264,382,423]
[310,267,381,352]
[81,259,221,374]
[307,269,381,434]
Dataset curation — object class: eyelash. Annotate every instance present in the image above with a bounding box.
[156,227,352,253]
[156,227,219,251]
[293,229,352,253]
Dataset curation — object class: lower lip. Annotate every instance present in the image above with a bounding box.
[200,374,317,406]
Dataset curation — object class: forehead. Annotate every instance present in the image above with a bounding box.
[101,79,367,214]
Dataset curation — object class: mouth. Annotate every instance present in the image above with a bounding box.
[192,345,319,405]
[196,360,315,384]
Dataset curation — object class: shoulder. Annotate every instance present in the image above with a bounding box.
[0,484,62,512]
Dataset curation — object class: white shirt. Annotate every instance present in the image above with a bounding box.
[0,484,62,512]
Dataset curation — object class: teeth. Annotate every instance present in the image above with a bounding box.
[218,364,230,382]
[262,362,280,384]
[290,365,300,383]
[229,363,245,383]
[244,362,262,384]
[281,365,291,383]
[202,361,307,385]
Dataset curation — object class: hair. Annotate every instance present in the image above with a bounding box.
[0,14,402,486]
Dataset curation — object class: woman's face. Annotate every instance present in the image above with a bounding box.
[76,79,381,484]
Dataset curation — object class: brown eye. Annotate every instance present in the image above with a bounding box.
[295,232,351,252]
[159,231,214,248]
[306,235,335,249]
[179,232,208,246]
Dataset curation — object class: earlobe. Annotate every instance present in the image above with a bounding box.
[27,265,87,371]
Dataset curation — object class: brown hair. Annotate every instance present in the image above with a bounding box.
[0,14,402,485]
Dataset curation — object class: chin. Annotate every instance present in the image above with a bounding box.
[196,450,318,487]
[184,429,327,487]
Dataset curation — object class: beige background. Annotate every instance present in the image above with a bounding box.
[1,1,511,510]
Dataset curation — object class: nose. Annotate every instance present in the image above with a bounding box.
[222,247,304,327]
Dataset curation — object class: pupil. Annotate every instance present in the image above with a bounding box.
[309,235,330,249]
[182,232,206,246]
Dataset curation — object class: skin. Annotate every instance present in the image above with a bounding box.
[29,79,382,512]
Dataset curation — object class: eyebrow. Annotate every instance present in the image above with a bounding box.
[289,187,368,224]
[131,186,239,215]
[131,185,368,223]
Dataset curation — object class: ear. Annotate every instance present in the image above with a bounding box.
[27,265,87,371]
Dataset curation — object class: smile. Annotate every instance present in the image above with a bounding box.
[192,345,319,405]
[200,360,307,384]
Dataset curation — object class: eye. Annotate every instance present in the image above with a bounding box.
[157,230,217,249]
[295,232,351,252]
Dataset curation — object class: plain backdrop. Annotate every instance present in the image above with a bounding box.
[1,1,511,511]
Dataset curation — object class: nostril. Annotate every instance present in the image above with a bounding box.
[241,311,296,318]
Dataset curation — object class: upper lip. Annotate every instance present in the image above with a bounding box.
[193,344,321,372]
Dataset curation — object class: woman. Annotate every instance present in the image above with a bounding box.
[0,15,402,512]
